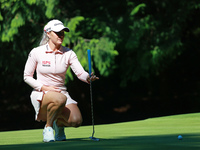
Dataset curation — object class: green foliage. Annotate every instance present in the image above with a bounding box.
[117,0,200,86]
[93,38,118,76]
[0,12,3,21]
[130,3,146,16]
[74,37,118,76]
[2,12,25,41]
[26,0,37,5]
[63,16,85,45]
[44,0,58,18]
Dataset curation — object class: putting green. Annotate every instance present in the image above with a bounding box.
[0,113,200,150]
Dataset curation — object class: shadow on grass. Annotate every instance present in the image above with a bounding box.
[0,134,200,150]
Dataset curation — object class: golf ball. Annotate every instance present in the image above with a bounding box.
[178,135,183,140]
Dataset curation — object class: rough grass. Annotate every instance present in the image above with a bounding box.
[0,113,200,150]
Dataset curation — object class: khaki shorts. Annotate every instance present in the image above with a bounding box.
[30,90,77,121]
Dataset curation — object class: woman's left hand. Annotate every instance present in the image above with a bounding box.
[87,72,99,83]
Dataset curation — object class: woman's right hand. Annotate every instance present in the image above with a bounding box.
[41,85,61,93]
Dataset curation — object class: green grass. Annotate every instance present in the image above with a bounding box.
[0,113,200,150]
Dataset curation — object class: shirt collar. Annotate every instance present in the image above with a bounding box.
[45,44,63,54]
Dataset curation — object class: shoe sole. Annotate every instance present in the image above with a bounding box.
[43,140,55,142]
[55,139,66,141]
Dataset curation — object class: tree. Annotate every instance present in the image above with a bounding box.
[114,0,200,86]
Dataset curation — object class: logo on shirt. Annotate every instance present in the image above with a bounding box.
[42,61,51,67]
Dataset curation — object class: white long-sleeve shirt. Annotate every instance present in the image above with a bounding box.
[24,44,89,91]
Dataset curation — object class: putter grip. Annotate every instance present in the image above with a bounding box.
[87,49,92,77]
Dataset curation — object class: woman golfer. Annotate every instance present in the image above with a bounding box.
[24,19,99,142]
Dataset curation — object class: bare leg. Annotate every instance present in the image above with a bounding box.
[56,104,83,127]
[39,91,67,127]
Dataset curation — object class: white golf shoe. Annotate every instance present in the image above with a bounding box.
[43,126,55,142]
[53,120,66,141]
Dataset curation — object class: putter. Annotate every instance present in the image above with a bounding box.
[87,49,100,142]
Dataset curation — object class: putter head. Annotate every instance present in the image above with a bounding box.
[89,136,100,141]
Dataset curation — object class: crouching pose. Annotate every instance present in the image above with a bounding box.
[24,19,99,142]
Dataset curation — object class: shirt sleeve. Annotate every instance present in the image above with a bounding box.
[23,49,43,91]
[69,51,89,83]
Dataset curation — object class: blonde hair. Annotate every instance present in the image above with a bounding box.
[39,31,49,46]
